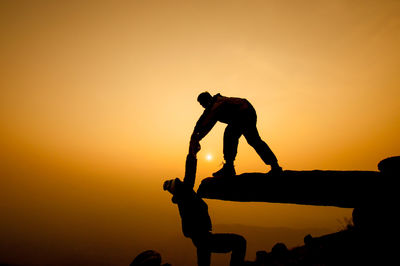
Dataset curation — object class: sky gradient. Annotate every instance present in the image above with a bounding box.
[1,1,399,265]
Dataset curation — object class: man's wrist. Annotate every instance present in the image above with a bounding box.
[192,132,201,141]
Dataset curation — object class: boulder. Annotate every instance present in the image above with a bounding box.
[130,250,171,266]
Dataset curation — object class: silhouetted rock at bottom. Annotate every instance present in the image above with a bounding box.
[248,216,392,266]
[130,250,171,266]
[241,189,395,265]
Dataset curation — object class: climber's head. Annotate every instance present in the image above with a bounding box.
[163,178,181,195]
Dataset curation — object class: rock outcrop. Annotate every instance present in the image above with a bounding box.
[198,170,382,208]
[198,156,399,208]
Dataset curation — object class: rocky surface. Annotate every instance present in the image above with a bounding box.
[197,170,382,208]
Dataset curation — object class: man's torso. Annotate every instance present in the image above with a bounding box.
[209,95,254,124]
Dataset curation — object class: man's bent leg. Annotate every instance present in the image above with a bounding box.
[196,247,211,266]
[192,234,212,266]
[208,233,246,266]
[213,125,242,177]
[223,124,242,165]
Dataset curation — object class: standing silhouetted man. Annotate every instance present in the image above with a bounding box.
[190,92,282,177]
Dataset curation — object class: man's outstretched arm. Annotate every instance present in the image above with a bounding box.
[183,153,197,189]
[191,110,218,142]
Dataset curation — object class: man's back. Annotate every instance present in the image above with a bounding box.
[207,94,252,124]
[172,180,212,238]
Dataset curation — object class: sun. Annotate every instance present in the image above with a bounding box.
[205,153,213,161]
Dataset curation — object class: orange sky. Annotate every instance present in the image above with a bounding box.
[1,1,399,265]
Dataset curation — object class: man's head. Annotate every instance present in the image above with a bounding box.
[197,92,213,108]
[163,178,181,195]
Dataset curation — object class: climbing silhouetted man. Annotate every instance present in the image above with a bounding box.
[164,129,247,265]
[190,92,282,177]
[163,177,246,266]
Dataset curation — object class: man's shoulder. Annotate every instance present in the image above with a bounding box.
[208,93,246,111]
[216,95,247,105]
[211,94,228,105]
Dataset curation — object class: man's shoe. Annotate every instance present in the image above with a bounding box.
[212,164,236,177]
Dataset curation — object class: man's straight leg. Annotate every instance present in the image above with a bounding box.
[243,123,279,168]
